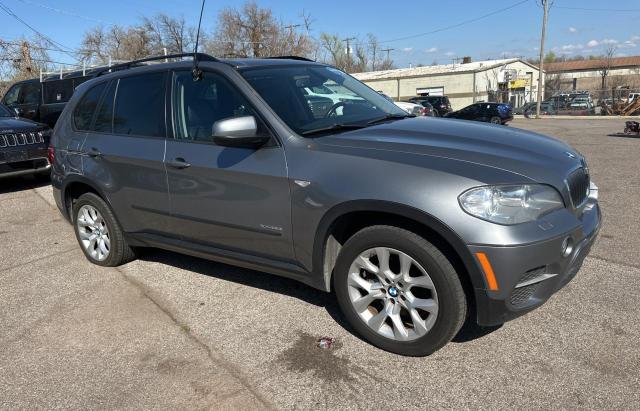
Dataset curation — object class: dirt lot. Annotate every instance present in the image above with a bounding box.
[1,118,638,409]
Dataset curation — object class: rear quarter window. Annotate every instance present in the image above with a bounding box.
[73,82,107,131]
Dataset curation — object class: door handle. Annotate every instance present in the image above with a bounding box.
[167,158,191,169]
[86,147,102,158]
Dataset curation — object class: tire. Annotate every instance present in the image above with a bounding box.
[334,225,467,356]
[490,116,502,124]
[72,192,136,267]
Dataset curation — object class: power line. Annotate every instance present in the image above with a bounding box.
[0,1,77,57]
[555,6,640,12]
[379,0,530,43]
[15,0,117,25]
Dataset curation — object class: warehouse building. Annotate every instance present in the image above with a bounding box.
[352,58,543,110]
[544,56,640,92]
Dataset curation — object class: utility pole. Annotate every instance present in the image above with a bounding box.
[342,37,356,70]
[20,41,32,74]
[381,47,394,64]
[284,24,301,52]
[372,46,376,71]
[536,0,549,118]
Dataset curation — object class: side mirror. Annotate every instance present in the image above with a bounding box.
[212,116,270,148]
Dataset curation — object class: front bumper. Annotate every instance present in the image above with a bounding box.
[469,199,601,326]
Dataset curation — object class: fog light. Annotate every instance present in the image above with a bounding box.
[562,237,574,257]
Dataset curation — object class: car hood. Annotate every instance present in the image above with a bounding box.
[315,117,583,183]
[0,117,46,133]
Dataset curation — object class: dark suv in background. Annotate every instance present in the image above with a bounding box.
[0,103,52,179]
[408,95,452,117]
[50,54,600,356]
[445,102,513,125]
[2,69,99,127]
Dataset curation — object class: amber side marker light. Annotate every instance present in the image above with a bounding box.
[475,252,499,291]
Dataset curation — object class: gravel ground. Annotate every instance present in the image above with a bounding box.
[1,118,638,410]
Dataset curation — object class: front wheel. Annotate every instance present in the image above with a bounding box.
[334,226,467,356]
[490,116,502,124]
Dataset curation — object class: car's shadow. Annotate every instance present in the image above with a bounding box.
[0,175,50,194]
[139,249,500,347]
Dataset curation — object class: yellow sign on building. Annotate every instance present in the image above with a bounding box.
[509,79,530,88]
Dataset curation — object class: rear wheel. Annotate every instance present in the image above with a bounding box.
[72,193,136,267]
[490,116,502,124]
[334,225,467,356]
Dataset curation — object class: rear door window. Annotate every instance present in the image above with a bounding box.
[113,72,166,137]
[21,82,41,105]
[73,82,107,131]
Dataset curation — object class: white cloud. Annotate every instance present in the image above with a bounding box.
[632,35,640,41]
[402,47,413,52]
[601,38,619,45]
[568,27,577,33]
[622,40,637,49]
[425,47,438,53]
[587,39,599,48]
[444,51,455,57]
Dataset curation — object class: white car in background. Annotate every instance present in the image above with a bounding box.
[379,93,430,116]
[303,84,362,104]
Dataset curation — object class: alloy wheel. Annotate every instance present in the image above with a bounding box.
[347,247,439,341]
[76,205,111,261]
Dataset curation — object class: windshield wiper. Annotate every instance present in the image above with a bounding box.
[366,113,414,125]
[301,123,368,136]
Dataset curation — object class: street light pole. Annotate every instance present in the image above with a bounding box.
[536,0,549,118]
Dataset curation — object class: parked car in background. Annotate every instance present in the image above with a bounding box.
[51,54,600,356]
[627,93,640,104]
[408,96,452,117]
[569,97,593,111]
[0,103,52,179]
[379,93,433,117]
[524,101,558,117]
[445,102,513,125]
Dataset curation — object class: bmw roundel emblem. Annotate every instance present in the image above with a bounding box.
[388,287,399,297]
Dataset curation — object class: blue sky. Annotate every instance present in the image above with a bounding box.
[1,0,639,68]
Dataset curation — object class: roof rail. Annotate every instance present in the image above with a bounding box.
[264,56,315,62]
[95,52,219,76]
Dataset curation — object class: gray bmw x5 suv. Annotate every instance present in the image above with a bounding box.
[50,55,600,356]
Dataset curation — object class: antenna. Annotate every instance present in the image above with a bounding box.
[192,0,206,81]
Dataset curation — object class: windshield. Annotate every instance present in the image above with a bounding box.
[240,65,407,135]
[0,104,14,117]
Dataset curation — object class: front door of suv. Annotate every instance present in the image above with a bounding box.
[164,69,294,261]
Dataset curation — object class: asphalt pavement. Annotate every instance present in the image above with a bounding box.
[1,118,638,409]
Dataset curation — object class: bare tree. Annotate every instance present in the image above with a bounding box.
[206,1,314,58]
[599,46,616,89]
[142,14,196,55]
[0,37,51,94]
[319,33,347,70]
[78,25,153,64]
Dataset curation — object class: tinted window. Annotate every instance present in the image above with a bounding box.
[0,104,13,117]
[73,82,107,131]
[113,72,166,137]
[3,84,20,105]
[22,82,41,104]
[93,81,116,132]
[172,70,253,142]
[43,79,74,104]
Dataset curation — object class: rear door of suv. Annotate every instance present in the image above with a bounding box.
[78,71,171,235]
[164,68,294,261]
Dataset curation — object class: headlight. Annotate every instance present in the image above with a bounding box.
[38,129,52,137]
[459,184,564,225]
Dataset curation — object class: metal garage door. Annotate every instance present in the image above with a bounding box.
[416,87,444,96]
